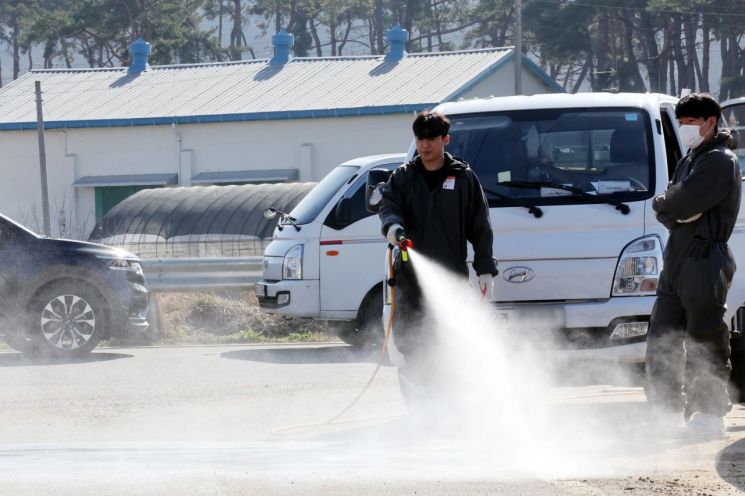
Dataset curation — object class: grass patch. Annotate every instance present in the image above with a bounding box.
[142,289,337,345]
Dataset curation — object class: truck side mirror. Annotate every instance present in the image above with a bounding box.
[335,198,351,228]
[365,168,392,213]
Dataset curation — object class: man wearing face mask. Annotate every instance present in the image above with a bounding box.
[646,93,742,438]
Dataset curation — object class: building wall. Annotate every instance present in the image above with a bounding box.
[460,64,558,99]
[0,113,412,238]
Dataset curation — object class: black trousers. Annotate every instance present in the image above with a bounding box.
[645,240,736,417]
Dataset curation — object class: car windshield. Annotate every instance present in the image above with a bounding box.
[724,102,745,175]
[446,108,655,204]
[289,165,361,224]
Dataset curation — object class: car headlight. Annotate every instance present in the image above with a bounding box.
[612,236,663,296]
[282,244,303,280]
[97,255,141,272]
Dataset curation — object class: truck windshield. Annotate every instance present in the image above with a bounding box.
[724,102,745,174]
[288,165,361,225]
[446,108,655,204]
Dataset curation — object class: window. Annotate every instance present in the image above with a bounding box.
[447,108,656,205]
[289,166,360,225]
[324,163,401,230]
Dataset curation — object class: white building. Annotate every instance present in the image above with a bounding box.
[0,26,561,238]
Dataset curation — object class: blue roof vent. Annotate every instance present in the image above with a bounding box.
[270,29,294,65]
[385,24,408,62]
[128,38,151,75]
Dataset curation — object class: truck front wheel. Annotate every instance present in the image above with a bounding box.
[336,286,384,348]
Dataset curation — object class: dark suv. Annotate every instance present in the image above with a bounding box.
[0,214,148,356]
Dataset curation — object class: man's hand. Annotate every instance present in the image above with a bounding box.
[386,223,407,245]
[478,274,494,300]
[655,211,676,230]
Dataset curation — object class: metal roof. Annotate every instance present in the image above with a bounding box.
[0,48,561,130]
[190,169,299,184]
[73,173,178,187]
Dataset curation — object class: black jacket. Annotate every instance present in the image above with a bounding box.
[653,131,742,263]
[379,153,498,277]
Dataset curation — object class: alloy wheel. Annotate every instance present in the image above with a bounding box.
[40,294,96,350]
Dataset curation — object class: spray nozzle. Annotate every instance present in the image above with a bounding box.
[399,239,412,262]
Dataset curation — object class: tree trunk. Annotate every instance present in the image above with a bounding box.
[620,10,646,91]
[682,14,698,91]
[660,24,671,95]
[218,0,224,48]
[700,14,710,93]
[671,15,688,93]
[230,0,242,61]
[310,18,323,56]
[639,12,661,92]
[61,39,73,68]
[375,0,384,55]
[330,17,337,56]
[337,14,353,55]
[12,13,20,80]
[594,13,611,89]
[572,59,591,94]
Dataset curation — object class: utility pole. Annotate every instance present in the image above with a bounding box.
[35,81,51,237]
[514,0,523,95]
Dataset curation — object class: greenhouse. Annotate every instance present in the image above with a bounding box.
[89,183,315,259]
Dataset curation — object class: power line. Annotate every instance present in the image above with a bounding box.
[529,0,745,18]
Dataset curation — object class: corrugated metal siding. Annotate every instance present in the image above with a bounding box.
[0,49,511,125]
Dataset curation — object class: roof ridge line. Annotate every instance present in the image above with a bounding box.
[27,47,513,74]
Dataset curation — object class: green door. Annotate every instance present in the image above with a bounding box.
[94,186,157,223]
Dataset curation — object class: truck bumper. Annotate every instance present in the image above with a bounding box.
[255,279,320,316]
[383,295,654,367]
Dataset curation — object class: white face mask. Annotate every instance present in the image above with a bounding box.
[678,124,704,149]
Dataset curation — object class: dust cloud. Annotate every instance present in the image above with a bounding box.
[316,248,680,481]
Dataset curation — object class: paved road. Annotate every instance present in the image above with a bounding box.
[0,344,743,495]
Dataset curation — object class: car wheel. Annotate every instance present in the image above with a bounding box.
[28,281,107,356]
[337,287,384,348]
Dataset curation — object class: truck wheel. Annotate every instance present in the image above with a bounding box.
[337,287,384,348]
[27,281,107,356]
[730,332,745,404]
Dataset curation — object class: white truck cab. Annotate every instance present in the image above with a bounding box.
[373,92,745,368]
[255,153,406,346]
[257,93,745,383]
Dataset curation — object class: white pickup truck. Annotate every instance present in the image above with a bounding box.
[257,92,745,390]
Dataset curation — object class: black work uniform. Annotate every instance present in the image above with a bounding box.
[378,153,498,358]
[646,131,742,417]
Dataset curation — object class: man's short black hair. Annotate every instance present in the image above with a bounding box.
[413,111,450,139]
[675,93,721,122]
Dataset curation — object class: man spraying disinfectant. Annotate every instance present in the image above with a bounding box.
[378,111,499,403]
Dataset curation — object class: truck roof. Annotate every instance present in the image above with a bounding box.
[434,92,679,115]
[722,97,745,108]
[339,153,407,168]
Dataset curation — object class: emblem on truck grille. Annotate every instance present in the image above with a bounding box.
[503,266,535,283]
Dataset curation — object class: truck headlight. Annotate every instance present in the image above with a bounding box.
[612,236,663,296]
[282,244,303,280]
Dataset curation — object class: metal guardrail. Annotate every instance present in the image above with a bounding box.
[141,256,263,292]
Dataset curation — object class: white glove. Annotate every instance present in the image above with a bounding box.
[386,223,404,245]
[677,213,702,223]
[478,274,494,300]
